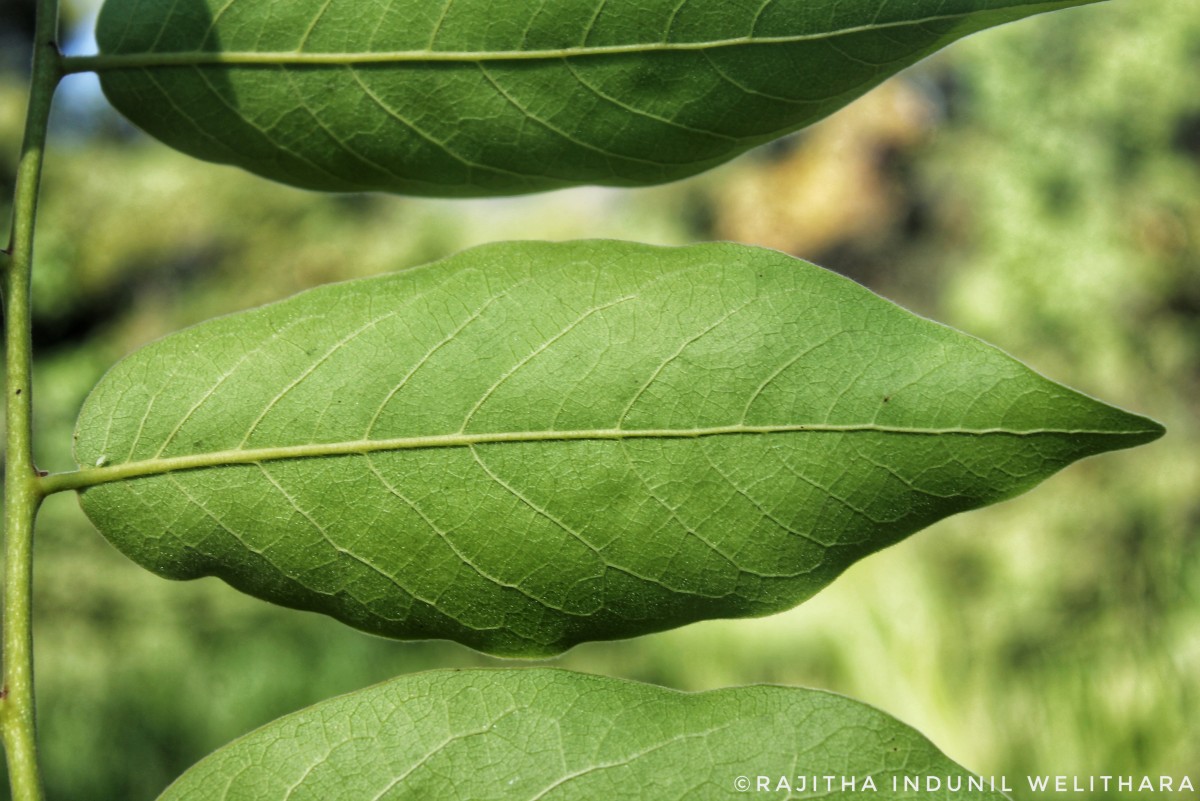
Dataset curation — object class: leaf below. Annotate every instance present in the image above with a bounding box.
[156,668,1013,801]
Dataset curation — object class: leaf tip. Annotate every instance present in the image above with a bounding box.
[1091,403,1166,452]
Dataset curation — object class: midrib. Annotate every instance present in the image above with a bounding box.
[44,421,1149,494]
[66,10,983,73]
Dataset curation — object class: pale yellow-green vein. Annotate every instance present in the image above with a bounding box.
[43,422,1151,495]
[63,10,1004,74]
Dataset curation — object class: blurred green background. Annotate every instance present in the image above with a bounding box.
[1,0,1197,798]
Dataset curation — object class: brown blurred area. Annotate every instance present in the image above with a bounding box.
[713,80,935,266]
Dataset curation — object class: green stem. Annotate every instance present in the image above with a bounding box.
[2,0,61,798]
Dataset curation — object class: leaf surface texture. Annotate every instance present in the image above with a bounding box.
[157,668,1010,800]
[72,241,1161,656]
[94,0,1095,195]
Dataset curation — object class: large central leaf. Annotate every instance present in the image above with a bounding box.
[91,0,1097,195]
[69,241,1160,656]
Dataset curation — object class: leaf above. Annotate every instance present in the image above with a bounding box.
[89,0,1100,195]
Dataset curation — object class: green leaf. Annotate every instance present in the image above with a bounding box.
[157,668,1011,800]
[91,0,1097,196]
[68,241,1161,657]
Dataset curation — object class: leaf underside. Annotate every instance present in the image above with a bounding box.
[157,668,1010,801]
[94,0,1097,196]
[71,241,1161,657]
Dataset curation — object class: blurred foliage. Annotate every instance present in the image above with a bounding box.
[1,0,1197,798]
